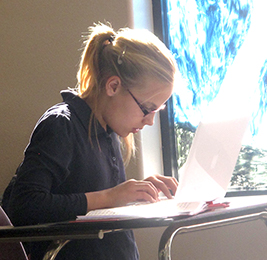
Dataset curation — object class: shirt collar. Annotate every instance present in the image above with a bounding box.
[60,90,112,137]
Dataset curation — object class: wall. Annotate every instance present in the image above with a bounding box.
[135,219,267,260]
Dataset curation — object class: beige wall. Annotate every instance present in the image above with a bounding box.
[0,0,134,193]
[135,219,267,260]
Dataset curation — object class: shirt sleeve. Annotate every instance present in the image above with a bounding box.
[8,109,88,226]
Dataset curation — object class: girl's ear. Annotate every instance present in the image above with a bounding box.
[105,76,122,97]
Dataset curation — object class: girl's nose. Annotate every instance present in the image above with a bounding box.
[142,113,156,126]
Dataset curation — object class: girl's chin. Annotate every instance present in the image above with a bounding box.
[116,128,141,138]
[132,128,140,134]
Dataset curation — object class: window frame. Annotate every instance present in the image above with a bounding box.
[152,0,178,180]
[152,0,267,197]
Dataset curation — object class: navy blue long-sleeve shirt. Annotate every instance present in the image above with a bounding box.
[4,90,139,260]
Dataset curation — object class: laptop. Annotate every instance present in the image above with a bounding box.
[77,107,251,220]
[175,114,250,203]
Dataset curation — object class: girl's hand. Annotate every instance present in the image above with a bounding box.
[144,175,178,199]
[85,175,178,212]
[104,179,160,207]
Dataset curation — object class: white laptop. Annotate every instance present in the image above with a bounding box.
[77,108,250,220]
[175,114,250,203]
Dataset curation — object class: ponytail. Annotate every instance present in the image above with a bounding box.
[77,23,115,99]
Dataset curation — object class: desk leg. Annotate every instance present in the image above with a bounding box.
[158,229,177,260]
[158,212,267,260]
[43,239,70,260]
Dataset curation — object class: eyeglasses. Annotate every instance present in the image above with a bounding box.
[127,89,166,117]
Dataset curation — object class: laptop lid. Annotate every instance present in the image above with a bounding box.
[175,113,250,203]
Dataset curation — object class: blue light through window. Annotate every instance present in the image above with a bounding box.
[166,0,267,191]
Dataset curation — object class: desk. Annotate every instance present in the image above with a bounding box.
[0,217,173,260]
[0,196,267,260]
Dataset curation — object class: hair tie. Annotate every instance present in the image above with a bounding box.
[108,35,115,43]
[103,35,115,46]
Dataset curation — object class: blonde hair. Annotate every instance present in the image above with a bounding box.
[77,23,178,165]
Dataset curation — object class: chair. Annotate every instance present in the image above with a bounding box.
[0,206,29,260]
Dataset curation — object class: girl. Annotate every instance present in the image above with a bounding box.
[3,23,179,259]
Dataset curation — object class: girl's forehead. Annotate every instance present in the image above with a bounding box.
[135,76,171,92]
[134,79,173,105]
[139,79,173,98]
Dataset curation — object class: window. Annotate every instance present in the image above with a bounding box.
[153,0,267,195]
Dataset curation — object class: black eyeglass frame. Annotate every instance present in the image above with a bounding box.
[127,89,166,117]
